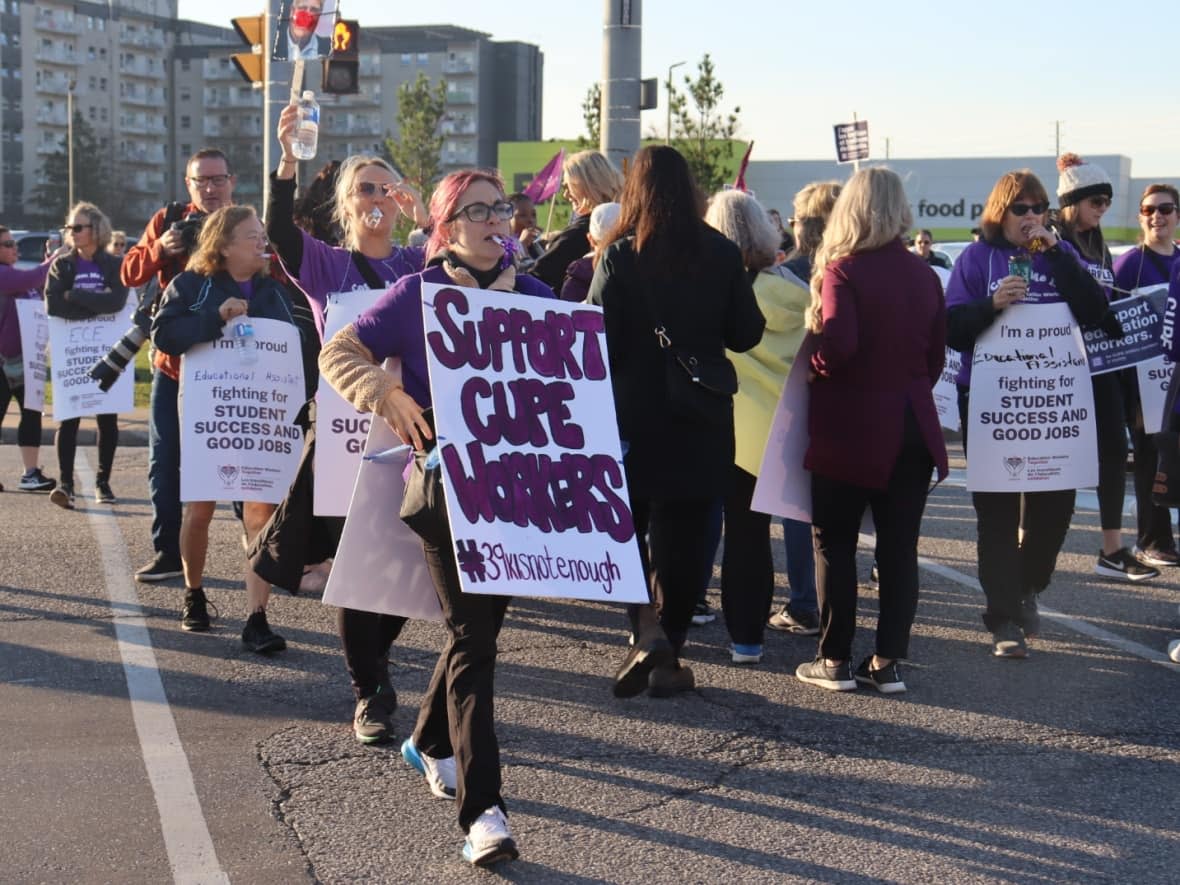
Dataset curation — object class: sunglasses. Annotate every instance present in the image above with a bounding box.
[188,174,231,187]
[449,200,515,223]
[354,181,399,198]
[1009,202,1048,217]
[0,240,16,248]
[1141,203,1177,217]
[62,223,93,233]
[1087,196,1112,208]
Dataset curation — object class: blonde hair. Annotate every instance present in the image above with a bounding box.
[66,201,112,252]
[564,150,624,207]
[704,189,780,272]
[806,167,912,333]
[791,180,842,258]
[333,154,402,251]
[187,206,257,276]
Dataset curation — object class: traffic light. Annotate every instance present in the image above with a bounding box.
[230,14,266,85]
[322,20,359,95]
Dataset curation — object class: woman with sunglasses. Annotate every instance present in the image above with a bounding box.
[1113,184,1180,567]
[44,203,129,509]
[1054,155,1158,585]
[266,109,429,744]
[320,169,554,867]
[946,171,1108,658]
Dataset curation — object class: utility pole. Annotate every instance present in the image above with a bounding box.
[67,79,76,208]
[1055,120,1062,157]
[601,0,641,169]
[885,137,891,160]
[665,60,684,145]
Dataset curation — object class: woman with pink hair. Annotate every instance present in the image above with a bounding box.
[320,169,554,867]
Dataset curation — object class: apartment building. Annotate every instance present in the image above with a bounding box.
[1,2,542,232]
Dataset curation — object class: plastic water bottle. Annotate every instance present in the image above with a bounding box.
[292,91,319,161]
[234,321,258,366]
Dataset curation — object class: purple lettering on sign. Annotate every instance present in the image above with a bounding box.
[459,376,584,449]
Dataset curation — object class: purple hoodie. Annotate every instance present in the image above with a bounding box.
[0,261,52,358]
[945,239,1088,386]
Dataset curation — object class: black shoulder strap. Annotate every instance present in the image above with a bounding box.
[350,251,385,290]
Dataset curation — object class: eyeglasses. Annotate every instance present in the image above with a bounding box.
[188,174,231,188]
[1141,203,1177,217]
[354,181,399,198]
[1009,202,1048,217]
[62,223,93,234]
[449,201,515,223]
[1087,196,1112,208]
[0,240,16,248]
[113,241,126,247]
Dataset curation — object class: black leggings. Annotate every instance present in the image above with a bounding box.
[0,375,42,447]
[56,413,118,484]
[1091,373,1127,533]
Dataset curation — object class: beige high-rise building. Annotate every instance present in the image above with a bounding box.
[2,2,541,234]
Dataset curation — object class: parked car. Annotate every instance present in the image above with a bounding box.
[13,230,56,269]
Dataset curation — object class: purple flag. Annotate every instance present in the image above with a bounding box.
[523,149,565,204]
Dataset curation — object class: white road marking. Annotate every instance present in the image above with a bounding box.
[858,532,1179,671]
[78,456,229,884]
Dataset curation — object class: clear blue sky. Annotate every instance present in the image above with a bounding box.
[179,1,1177,177]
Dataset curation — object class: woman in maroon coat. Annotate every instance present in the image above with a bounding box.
[794,167,948,695]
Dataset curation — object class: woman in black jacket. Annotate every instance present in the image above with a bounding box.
[44,202,129,510]
[588,146,765,697]
[152,206,305,652]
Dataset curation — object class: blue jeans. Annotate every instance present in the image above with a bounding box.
[782,517,817,613]
[149,370,182,558]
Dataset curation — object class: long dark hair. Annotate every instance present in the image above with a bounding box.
[294,160,342,245]
[600,145,704,276]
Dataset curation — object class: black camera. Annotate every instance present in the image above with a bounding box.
[172,211,207,252]
[88,283,157,392]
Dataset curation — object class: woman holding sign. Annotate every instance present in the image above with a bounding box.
[1113,184,1180,567]
[152,206,304,653]
[43,203,129,510]
[320,169,554,867]
[946,171,1108,658]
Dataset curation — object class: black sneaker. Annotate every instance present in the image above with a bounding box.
[690,602,715,626]
[18,468,56,492]
[854,657,906,693]
[613,634,674,698]
[1016,594,1041,639]
[181,588,213,632]
[795,657,857,691]
[767,604,820,635]
[1095,548,1159,583]
[135,553,184,583]
[241,610,286,654]
[353,685,397,745]
[992,622,1027,658]
[94,481,116,504]
[49,483,76,510]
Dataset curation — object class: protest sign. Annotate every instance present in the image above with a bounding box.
[322,410,442,621]
[421,283,648,603]
[1082,285,1169,374]
[966,302,1097,492]
[47,298,136,421]
[933,348,962,432]
[1137,284,1177,433]
[313,290,387,516]
[14,299,50,413]
[179,318,304,504]
[751,337,817,522]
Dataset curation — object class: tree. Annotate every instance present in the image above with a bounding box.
[385,72,446,199]
[579,83,601,149]
[30,110,118,227]
[667,54,741,195]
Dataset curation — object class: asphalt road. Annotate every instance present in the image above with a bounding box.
[1,444,1178,884]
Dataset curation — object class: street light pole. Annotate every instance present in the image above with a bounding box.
[665,60,685,145]
[67,79,76,208]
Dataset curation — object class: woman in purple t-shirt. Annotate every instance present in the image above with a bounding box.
[43,202,129,510]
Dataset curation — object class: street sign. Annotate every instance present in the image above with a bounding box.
[834,120,870,164]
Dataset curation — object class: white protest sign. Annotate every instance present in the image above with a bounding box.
[14,299,50,413]
[47,298,136,421]
[322,411,442,621]
[1139,356,1173,435]
[421,282,648,603]
[314,289,386,516]
[751,337,816,522]
[933,348,962,432]
[966,302,1097,492]
[179,318,304,504]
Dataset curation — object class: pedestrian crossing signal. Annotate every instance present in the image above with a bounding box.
[322,19,359,95]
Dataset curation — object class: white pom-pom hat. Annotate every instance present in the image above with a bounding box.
[1056,153,1113,207]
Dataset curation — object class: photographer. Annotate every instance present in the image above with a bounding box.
[122,148,235,583]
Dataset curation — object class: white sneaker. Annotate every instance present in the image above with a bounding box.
[1168,639,1180,664]
[400,738,457,799]
[462,806,518,866]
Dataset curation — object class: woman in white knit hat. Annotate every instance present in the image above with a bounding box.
[1055,153,1159,584]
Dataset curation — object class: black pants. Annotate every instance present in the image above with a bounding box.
[810,420,934,662]
[413,522,510,833]
[56,413,118,484]
[0,377,42,447]
[721,466,774,646]
[338,607,406,701]
[1129,401,1176,554]
[626,497,718,656]
[973,489,1075,630]
[1091,373,1127,533]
